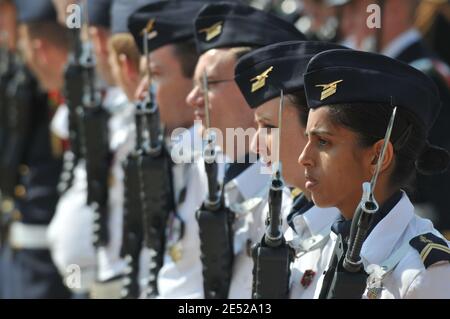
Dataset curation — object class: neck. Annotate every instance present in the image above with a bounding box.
[380,20,414,52]
[340,182,396,220]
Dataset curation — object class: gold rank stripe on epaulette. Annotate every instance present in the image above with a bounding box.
[410,232,450,268]
[315,79,343,100]
[199,21,223,42]
[420,243,450,262]
[250,66,274,93]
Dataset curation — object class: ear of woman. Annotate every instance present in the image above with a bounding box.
[369,139,395,177]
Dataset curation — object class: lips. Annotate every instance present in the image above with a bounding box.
[194,109,205,121]
[258,153,272,168]
[305,172,318,190]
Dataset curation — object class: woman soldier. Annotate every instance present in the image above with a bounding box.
[300,49,450,298]
[234,41,347,298]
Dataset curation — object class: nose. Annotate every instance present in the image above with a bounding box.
[250,127,262,155]
[134,75,149,101]
[186,85,203,110]
[298,140,313,168]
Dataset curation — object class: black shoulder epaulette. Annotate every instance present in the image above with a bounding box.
[409,232,450,269]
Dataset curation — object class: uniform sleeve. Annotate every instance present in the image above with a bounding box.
[404,262,450,299]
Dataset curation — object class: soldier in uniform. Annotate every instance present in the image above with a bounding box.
[0,0,19,299]
[186,2,305,298]
[0,0,71,298]
[108,0,157,298]
[326,0,450,238]
[48,0,134,298]
[127,0,213,299]
[234,40,347,298]
[300,49,450,298]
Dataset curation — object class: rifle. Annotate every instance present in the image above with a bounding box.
[58,26,84,194]
[319,106,397,299]
[79,1,111,248]
[252,90,293,299]
[196,71,234,299]
[119,100,146,299]
[138,28,174,298]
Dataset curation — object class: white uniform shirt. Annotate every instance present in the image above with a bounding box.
[287,205,340,299]
[157,126,210,299]
[96,87,134,282]
[47,159,96,293]
[227,161,271,299]
[47,87,133,293]
[313,192,450,299]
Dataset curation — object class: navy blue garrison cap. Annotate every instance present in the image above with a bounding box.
[194,2,306,54]
[111,0,158,34]
[304,49,441,132]
[128,0,213,54]
[87,0,112,28]
[235,41,348,109]
[15,0,56,23]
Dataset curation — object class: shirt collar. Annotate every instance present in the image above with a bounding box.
[382,28,421,59]
[225,160,270,200]
[361,191,415,267]
[287,193,313,230]
[302,206,341,237]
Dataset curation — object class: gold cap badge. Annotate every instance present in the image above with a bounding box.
[199,21,223,41]
[140,19,158,40]
[250,66,274,93]
[315,79,343,101]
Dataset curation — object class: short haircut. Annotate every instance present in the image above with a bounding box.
[171,38,199,78]
[108,32,140,71]
[22,21,70,51]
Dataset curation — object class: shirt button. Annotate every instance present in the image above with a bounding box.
[14,185,27,198]
[1,199,14,212]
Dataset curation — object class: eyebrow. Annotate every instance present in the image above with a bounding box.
[255,113,272,123]
[304,128,333,137]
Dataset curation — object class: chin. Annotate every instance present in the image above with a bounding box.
[311,193,334,208]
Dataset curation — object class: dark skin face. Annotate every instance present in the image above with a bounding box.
[299,106,395,219]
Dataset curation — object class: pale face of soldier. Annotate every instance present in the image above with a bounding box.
[186,48,256,157]
[147,44,195,133]
[89,26,115,86]
[0,1,17,50]
[299,106,393,219]
[18,25,67,90]
[108,49,141,102]
[252,97,308,190]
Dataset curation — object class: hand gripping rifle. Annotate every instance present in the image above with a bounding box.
[252,90,294,299]
[319,106,397,299]
[138,28,174,298]
[59,24,84,194]
[196,71,234,299]
[79,1,111,248]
